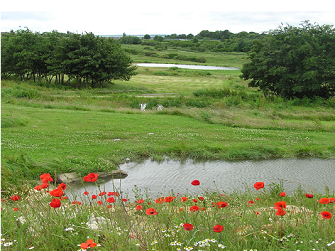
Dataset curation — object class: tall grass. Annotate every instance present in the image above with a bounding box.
[1,174,334,250]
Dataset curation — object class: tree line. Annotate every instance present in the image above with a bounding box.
[119,29,266,53]
[1,29,137,88]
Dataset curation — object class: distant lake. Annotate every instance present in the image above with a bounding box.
[134,63,240,70]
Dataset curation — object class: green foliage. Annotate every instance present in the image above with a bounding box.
[153,35,164,42]
[119,34,142,44]
[186,99,211,108]
[144,51,159,57]
[241,21,335,99]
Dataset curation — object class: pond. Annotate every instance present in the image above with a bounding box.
[134,63,240,70]
[68,158,335,200]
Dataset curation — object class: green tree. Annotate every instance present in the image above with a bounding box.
[186,33,194,39]
[153,35,164,42]
[1,28,52,82]
[59,32,137,88]
[144,34,151,39]
[241,21,335,99]
[178,34,187,39]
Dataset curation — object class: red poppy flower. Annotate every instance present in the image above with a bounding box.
[80,239,97,250]
[155,197,164,204]
[189,205,200,212]
[201,207,205,211]
[275,207,286,216]
[72,201,81,205]
[164,196,174,203]
[248,200,255,205]
[183,223,194,231]
[41,183,49,189]
[57,183,66,191]
[40,173,51,180]
[1,199,6,203]
[97,201,103,205]
[83,191,89,195]
[83,173,98,182]
[136,199,144,204]
[34,185,43,191]
[319,198,330,204]
[274,201,286,209]
[49,188,64,197]
[40,173,53,183]
[180,197,188,202]
[98,191,106,196]
[179,208,184,211]
[198,196,204,201]
[13,207,18,211]
[136,205,143,211]
[321,211,332,219]
[91,195,97,200]
[256,198,260,200]
[305,194,313,198]
[330,198,335,203]
[10,195,20,201]
[191,180,200,186]
[107,205,113,209]
[107,197,115,203]
[122,198,128,202]
[193,199,198,203]
[107,191,119,196]
[217,201,228,208]
[213,224,223,233]
[255,211,259,215]
[146,208,158,215]
[253,182,264,190]
[279,192,286,197]
[50,198,61,208]
[60,196,68,200]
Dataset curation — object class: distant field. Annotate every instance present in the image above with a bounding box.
[121,44,249,68]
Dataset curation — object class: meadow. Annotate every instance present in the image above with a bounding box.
[1,45,335,250]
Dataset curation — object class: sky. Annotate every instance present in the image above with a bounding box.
[1,0,334,36]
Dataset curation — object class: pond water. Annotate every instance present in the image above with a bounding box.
[134,63,240,70]
[68,158,335,200]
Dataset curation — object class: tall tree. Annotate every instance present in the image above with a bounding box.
[58,32,137,88]
[241,21,335,99]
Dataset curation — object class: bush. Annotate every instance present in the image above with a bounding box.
[186,99,211,108]
[144,51,159,57]
[8,86,40,99]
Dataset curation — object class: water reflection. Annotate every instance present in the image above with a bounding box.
[68,158,335,200]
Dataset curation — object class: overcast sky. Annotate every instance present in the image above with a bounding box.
[1,0,334,35]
